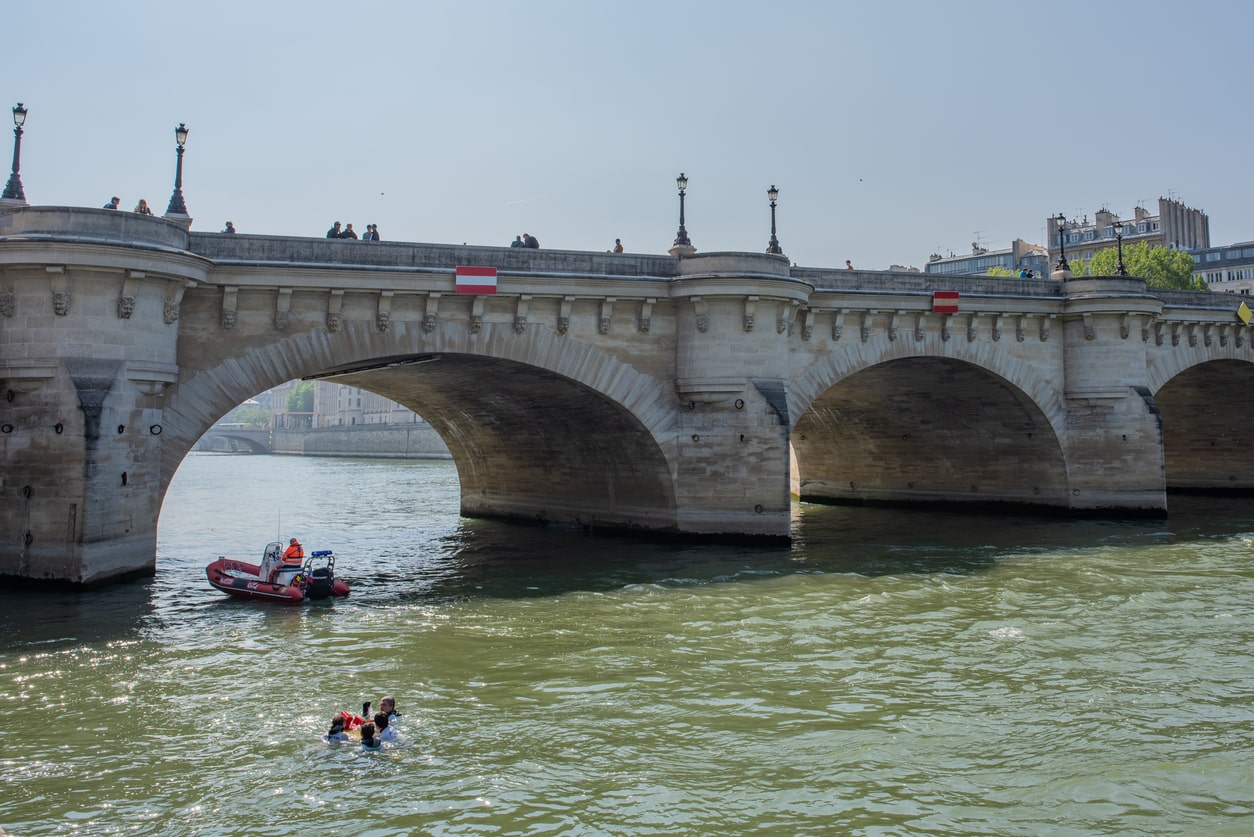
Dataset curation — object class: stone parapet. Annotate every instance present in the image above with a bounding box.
[0,205,192,251]
[189,232,678,279]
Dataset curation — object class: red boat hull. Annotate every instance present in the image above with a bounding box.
[205,558,349,603]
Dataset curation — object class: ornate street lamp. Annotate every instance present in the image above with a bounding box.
[673,172,692,248]
[1,103,28,204]
[766,185,783,255]
[1054,213,1070,272]
[164,123,190,217]
[1112,219,1128,276]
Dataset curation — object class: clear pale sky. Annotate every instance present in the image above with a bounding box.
[5,1,1249,269]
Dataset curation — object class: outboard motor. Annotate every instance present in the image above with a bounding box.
[305,550,337,599]
[306,567,335,599]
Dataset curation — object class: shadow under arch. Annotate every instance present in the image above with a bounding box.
[792,356,1070,510]
[1154,358,1254,491]
[315,352,679,533]
[159,317,682,538]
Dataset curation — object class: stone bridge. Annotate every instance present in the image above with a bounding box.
[196,425,271,453]
[2,206,1252,585]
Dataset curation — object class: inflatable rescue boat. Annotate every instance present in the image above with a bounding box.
[206,541,349,603]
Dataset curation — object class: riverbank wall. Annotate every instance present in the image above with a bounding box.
[271,424,452,459]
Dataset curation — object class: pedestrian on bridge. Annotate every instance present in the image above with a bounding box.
[103,196,120,210]
[326,221,341,238]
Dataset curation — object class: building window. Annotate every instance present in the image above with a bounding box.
[1206,252,1221,261]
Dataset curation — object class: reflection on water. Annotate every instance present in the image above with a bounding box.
[2,454,1253,836]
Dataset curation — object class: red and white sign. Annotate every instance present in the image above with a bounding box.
[455,266,498,295]
[932,291,959,313]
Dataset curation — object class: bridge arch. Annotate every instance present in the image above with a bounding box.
[196,427,272,454]
[161,318,682,535]
[789,338,1070,509]
[1152,357,1254,491]
[1146,342,1254,395]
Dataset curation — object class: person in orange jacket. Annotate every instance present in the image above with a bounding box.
[283,537,304,564]
[268,537,304,583]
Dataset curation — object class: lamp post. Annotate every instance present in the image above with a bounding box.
[673,172,691,248]
[1054,213,1070,272]
[1,102,28,204]
[766,185,783,255]
[164,123,190,217]
[1112,219,1128,276]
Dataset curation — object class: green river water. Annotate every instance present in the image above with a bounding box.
[1,454,1252,836]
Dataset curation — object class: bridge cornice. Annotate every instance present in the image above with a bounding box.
[670,275,813,304]
[1,205,192,249]
[187,232,680,277]
[1156,301,1253,325]
[794,267,1067,297]
[0,238,213,284]
[198,262,676,300]
[807,287,1065,317]
[0,206,214,283]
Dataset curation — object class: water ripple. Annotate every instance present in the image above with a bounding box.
[2,458,1253,834]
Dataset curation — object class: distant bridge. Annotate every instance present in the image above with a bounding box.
[196,425,271,453]
[2,206,1252,585]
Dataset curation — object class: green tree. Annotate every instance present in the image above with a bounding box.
[286,381,314,414]
[233,406,272,428]
[985,266,1018,277]
[1070,242,1205,290]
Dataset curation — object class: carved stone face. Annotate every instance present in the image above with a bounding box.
[221,309,237,329]
[326,312,342,333]
[117,296,136,319]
